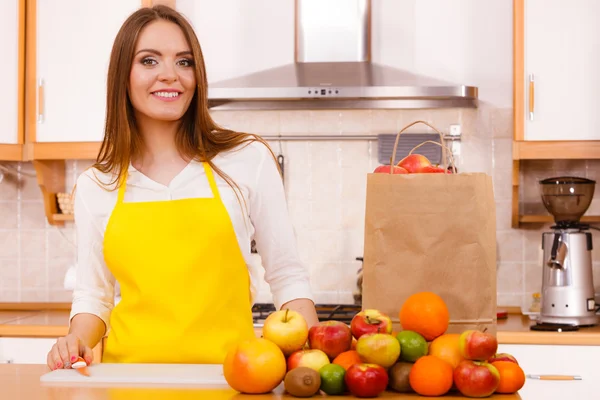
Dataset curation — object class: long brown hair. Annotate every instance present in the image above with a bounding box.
[93,5,278,210]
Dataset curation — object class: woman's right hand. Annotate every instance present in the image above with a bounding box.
[46,333,93,370]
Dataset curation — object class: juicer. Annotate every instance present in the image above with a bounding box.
[535,177,598,328]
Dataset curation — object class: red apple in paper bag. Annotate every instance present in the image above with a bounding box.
[373,165,408,174]
[397,154,431,173]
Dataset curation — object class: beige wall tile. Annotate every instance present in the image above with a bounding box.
[0,202,18,229]
[0,259,19,292]
[49,289,72,302]
[20,202,47,229]
[309,262,343,292]
[308,230,343,264]
[340,110,371,133]
[524,262,543,294]
[0,290,20,302]
[497,293,523,307]
[19,173,43,201]
[490,108,513,138]
[497,262,523,293]
[20,230,46,259]
[497,230,523,263]
[47,229,76,261]
[492,168,512,201]
[370,110,399,133]
[20,259,47,291]
[279,111,310,133]
[0,231,19,259]
[247,111,280,134]
[21,289,48,302]
[48,258,72,291]
[309,111,341,134]
[492,138,513,171]
[495,201,512,231]
[523,228,544,263]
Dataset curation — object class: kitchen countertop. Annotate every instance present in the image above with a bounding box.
[2,307,600,346]
[2,364,524,399]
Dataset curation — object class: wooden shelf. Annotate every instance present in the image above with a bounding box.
[514,141,600,160]
[519,215,600,224]
[52,213,74,222]
[30,142,100,160]
[0,144,24,161]
[32,160,66,226]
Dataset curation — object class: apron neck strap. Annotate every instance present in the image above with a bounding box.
[202,162,221,200]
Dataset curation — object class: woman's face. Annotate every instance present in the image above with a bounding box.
[129,20,196,123]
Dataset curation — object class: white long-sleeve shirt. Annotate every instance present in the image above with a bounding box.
[70,141,314,331]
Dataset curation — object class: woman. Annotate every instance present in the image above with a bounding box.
[46,5,318,369]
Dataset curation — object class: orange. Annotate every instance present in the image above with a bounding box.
[399,292,449,341]
[223,338,286,394]
[429,333,464,369]
[492,361,526,394]
[332,350,362,371]
[409,355,453,397]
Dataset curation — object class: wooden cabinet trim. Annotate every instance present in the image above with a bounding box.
[513,0,524,141]
[24,0,36,144]
[17,0,26,145]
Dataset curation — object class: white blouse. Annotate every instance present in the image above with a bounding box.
[70,141,314,331]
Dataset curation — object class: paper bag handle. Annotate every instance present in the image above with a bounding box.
[390,120,457,174]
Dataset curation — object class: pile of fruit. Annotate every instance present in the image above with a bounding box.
[373,153,452,174]
[222,291,525,398]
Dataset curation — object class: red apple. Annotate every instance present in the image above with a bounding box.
[488,353,519,365]
[373,164,408,174]
[420,165,447,173]
[356,333,401,368]
[397,154,431,173]
[308,321,352,360]
[345,363,389,398]
[262,309,309,356]
[453,360,500,397]
[287,349,330,372]
[459,330,498,361]
[350,309,393,339]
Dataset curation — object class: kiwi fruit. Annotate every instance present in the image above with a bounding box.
[388,362,413,393]
[284,367,321,397]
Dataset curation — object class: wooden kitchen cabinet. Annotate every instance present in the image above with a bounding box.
[33,0,140,144]
[512,0,600,227]
[0,0,25,160]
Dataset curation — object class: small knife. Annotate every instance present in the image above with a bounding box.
[527,374,582,381]
[71,357,90,377]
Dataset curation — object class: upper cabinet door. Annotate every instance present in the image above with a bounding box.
[36,0,140,143]
[524,0,600,141]
[0,0,21,144]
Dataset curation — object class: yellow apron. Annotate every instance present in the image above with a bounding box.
[102,162,255,364]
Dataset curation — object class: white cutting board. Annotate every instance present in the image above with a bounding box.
[40,363,230,386]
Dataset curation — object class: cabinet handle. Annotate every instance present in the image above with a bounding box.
[529,74,535,121]
[38,79,45,123]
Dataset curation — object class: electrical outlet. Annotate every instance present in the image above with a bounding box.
[449,124,462,136]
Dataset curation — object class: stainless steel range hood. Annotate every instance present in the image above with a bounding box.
[207,0,478,111]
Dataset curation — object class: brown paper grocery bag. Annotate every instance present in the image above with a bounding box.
[362,121,497,335]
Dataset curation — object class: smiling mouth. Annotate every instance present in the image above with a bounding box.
[152,91,181,99]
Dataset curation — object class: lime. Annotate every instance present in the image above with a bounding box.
[319,363,346,395]
[396,330,428,362]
